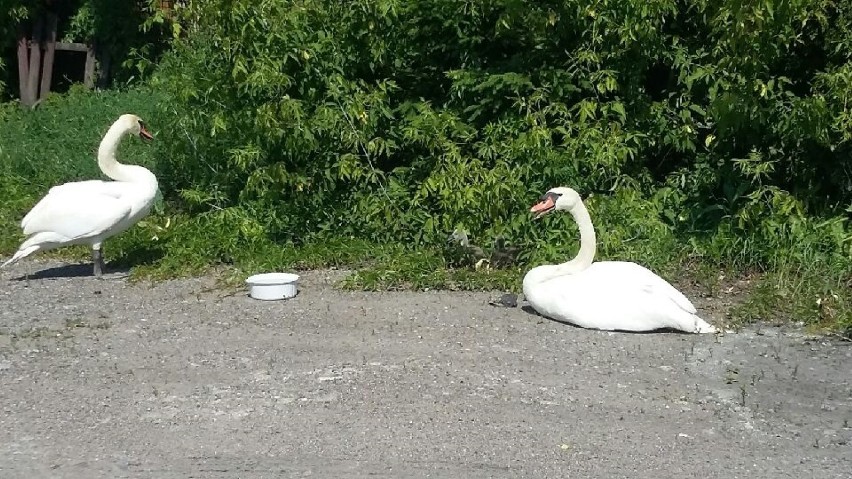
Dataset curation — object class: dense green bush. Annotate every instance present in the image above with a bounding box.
[151,2,850,248]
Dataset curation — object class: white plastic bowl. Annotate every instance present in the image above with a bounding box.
[245,272,300,300]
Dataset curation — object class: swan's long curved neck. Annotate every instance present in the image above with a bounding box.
[524,201,597,288]
[97,122,155,185]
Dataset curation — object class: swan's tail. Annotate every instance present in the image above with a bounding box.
[3,232,70,270]
[692,315,717,334]
[1,245,40,269]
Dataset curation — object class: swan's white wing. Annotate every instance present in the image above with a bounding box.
[528,262,704,332]
[46,180,125,197]
[22,180,126,229]
[21,188,132,241]
[586,261,697,314]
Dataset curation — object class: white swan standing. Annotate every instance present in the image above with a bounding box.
[522,187,717,333]
[1,114,158,277]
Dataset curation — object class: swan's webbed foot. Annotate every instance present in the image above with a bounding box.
[92,248,105,278]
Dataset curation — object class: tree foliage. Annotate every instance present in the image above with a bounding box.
[0,0,29,97]
[153,0,850,263]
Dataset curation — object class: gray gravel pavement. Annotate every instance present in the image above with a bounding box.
[1,260,850,478]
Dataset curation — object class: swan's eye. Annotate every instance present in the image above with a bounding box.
[540,192,562,202]
[138,120,146,129]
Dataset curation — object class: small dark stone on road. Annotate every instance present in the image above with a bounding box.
[489,293,518,308]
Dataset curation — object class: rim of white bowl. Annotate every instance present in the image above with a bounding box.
[245,272,300,285]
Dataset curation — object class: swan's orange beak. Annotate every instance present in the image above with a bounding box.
[530,196,556,219]
[139,126,154,141]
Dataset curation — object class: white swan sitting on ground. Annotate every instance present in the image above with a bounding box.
[1,114,158,277]
[522,187,717,333]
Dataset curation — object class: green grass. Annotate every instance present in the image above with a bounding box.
[731,263,851,336]
[0,88,849,339]
[341,248,522,292]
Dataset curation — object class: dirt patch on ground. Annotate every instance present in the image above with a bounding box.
[1,261,850,478]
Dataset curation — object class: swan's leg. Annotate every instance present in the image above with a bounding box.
[92,244,105,278]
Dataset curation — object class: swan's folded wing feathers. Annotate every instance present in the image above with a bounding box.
[22,180,124,229]
[536,276,675,332]
[21,189,132,241]
[640,271,697,314]
[47,180,124,198]
[595,261,697,314]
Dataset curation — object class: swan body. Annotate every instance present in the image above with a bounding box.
[2,114,157,276]
[523,187,716,334]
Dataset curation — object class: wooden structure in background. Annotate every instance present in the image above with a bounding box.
[15,0,180,106]
[16,13,105,107]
